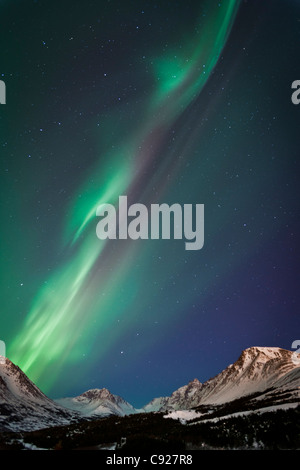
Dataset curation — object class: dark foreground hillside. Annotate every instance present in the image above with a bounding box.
[0,406,299,451]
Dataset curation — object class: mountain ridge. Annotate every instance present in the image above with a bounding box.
[0,357,80,432]
[144,346,300,411]
[0,346,299,432]
[56,387,138,418]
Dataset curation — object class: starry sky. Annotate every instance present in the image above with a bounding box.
[0,0,299,408]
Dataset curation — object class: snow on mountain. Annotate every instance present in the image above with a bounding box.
[143,379,203,413]
[166,379,203,411]
[0,358,78,432]
[56,388,138,417]
[142,396,169,413]
[145,347,300,411]
[1,346,299,433]
[198,347,300,405]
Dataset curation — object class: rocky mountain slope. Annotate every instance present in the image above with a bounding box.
[145,347,300,412]
[56,388,137,417]
[0,358,79,432]
[0,346,299,433]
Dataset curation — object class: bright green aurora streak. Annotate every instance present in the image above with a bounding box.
[9,0,240,393]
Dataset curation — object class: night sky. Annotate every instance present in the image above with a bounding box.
[0,0,299,408]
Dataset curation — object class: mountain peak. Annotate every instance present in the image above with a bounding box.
[0,357,77,432]
[188,378,201,386]
[79,388,114,401]
[0,356,49,402]
[237,346,292,365]
[195,346,299,406]
[145,346,300,412]
[56,387,137,418]
[0,356,21,371]
[243,346,285,355]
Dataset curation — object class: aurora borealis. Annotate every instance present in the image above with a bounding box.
[0,0,299,407]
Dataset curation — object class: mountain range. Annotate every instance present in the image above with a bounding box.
[56,388,137,418]
[146,347,300,413]
[0,346,299,433]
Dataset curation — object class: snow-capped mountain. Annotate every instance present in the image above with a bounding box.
[144,379,203,413]
[0,357,79,432]
[167,378,203,410]
[198,346,300,406]
[1,346,299,433]
[146,347,300,412]
[142,396,169,413]
[56,388,138,417]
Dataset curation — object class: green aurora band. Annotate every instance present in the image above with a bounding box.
[9,0,241,393]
